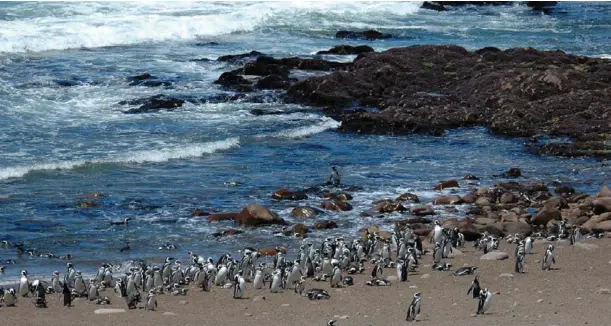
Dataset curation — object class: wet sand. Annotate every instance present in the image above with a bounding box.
[1,237,610,326]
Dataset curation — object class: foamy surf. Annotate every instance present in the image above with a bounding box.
[0,137,240,180]
[256,118,341,140]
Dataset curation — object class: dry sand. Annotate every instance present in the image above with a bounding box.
[1,238,610,326]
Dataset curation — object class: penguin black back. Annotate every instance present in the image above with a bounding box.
[62,281,71,307]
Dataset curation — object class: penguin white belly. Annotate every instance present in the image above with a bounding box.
[322,260,332,275]
[545,252,554,268]
[4,292,16,306]
[19,278,29,297]
[434,226,443,244]
[75,279,86,295]
[88,285,99,300]
[482,291,493,313]
[270,275,282,293]
[253,272,264,289]
[330,268,341,287]
[234,277,246,298]
[145,295,157,311]
[215,267,228,286]
[525,240,532,254]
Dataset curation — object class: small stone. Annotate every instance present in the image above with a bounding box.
[480,251,509,260]
[471,313,478,317]
[537,299,544,303]
[595,288,611,295]
[339,315,349,320]
[452,303,458,306]
[281,304,290,307]
[178,300,188,305]
[162,312,176,316]
[421,273,431,279]
[94,309,126,315]
[499,273,514,278]
[244,313,253,317]
[576,297,583,300]
[253,295,265,301]
[409,285,418,289]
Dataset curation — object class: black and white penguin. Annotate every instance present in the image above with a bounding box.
[453,266,477,276]
[327,320,337,326]
[330,263,342,288]
[433,221,443,245]
[524,236,533,255]
[66,263,76,287]
[328,166,341,186]
[3,288,17,306]
[88,280,99,301]
[295,276,306,295]
[215,264,228,286]
[467,276,481,299]
[432,242,442,264]
[542,244,556,271]
[371,260,383,280]
[125,288,141,310]
[161,257,174,283]
[18,270,29,297]
[233,270,246,299]
[305,288,330,300]
[270,269,282,293]
[396,260,408,282]
[144,290,157,311]
[477,288,493,314]
[406,292,422,322]
[109,217,131,226]
[62,281,72,307]
[515,246,526,273]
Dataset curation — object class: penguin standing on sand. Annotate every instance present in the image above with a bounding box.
[3,288,17,306]
[18,270,29,297]
[73,271,87,296]
[330,262,342,288]
[542,245,556,271]
[515,246,526,273]
[467,276,481,299]
[406,292,422,322]
[51,271,62,293]
[233,270,246,299]
[432,220,443,244]
[396,260,408,282]
[524,237,533,255]
[253,267,264,290]
[270,269,282,293]
[66,263,76,287]
[371,260,383,280]
[62,281,72,307]
[432,242,442,264]
[144,290,157,311]
[477,288,493,315]
[88,280,99,301]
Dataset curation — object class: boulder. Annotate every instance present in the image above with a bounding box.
[192,208,212,217]
[434,195,463,205]
[290,206,321,219]
[411,205,435,216]
[212,229,244,237]
[596,185,611,198]
[530,205,561,226]
[335,29,392,40]
[213,71,253,92]
[567,193,589,203]
[477,223,504,237]
[462,194,476,204]
[457,219,482,241]
[321,200,353,211]
[217,51,264,63]
[502,221,532,235]
[234,204,287,227]
[314,220,338,229]
[475,197,492,206]
[258,247,286,257]
[500,192,518,204]
[502,168,522,178]
[476,187,490,196]
[373,199,407,213]
[554,185,575,196]
[123,94,185,114]
[255,74,291,90]
[396,193,420,203]
[480,251,509,260]
[271,189,308,201]
[207,213,239,222]
[433,179,460,190]
[293,223,309,236]
[500,211,520,223]
[441,218,459,228]
[594,220,611,232]
[421,1,448,11]
[78,201,100,208]
[336,193,353,201]
[316,45,374,55]
[474,217,497,226]
[593,197,611,214]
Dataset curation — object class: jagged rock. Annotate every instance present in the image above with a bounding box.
[314,220,338,229]
[335,30,391,40]
[411,205,435,216]
[212,229,244,237]
[593,197,611,214]
[271,189,308,201]
[321,200,353,211]
[217,51,264,63]
[235,204,287,227]
[255,74,291,89]
[290,206,321,219]
[317,45,374,55]
[555,186,575,197]
[420,1,448,11]
[463,174,480,180]
[123,94,184,114]
[434,179,460,190]
[396,193,420,203]
[373,199,407,213]
[502,168,522,178]
[531,205,561,226]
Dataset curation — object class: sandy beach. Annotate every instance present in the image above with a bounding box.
[2,236,610,326]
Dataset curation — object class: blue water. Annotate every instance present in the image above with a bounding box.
[0,1,609,284]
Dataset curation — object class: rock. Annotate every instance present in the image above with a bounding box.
[336,193,353,201]
[458,219,482,241]
[177,300,188,305]
[595,288,611,295]
[594,220,611,232]
[207,213,239,222]
[421,273,431,279]
[434,195,463,205]
[501,211,520,223]
[213,71,253,92]
[271,189,308,201]
[596,185,611,198]
[502,168,522,178]
[593,197,611,214]
[499,273,514,278]
[321,200,353,211]
[480,251,509,260]
[281,304,290,307]
[317,45,374,55]
[396,193,420,203]
[235,204,287,227]
[314,220,338,229]
[293,223,309,236]
[290,206,321,219]
[162,312,177,316]
[567,193,589,203]
[477,223,504,237]
[217,51,264,63]
[433,179,460,190]
[555,186,575,196]
[476,187,490,196]
[475,197,492,206]
[411,205,435,216]
[127,73,171,87]
[421,1,448,12]
[463,174,480,180]
[475,217,497,226]
[94,309,126,314]
[537,299,544,303]
[123,94,185,114]
[192,208,213,217]
[84,193,104,199]
[500,192,519,204]
[475,47,502,56]
[462,194,476,204]
[211,229,244,237]
[373,199,407,213]
[335,30,392,40]
[259,247,286,257]
[78,201,100,208]
[255,74,291,90]
[531,205,561,226]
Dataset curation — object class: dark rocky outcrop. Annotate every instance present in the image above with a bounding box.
[217,51,264,63]
[286,45,611,159]
[122,94,185,114]
[127,73,172,87]
[317,45,375,55]
[271,189,308,201]
[335,30,392,40]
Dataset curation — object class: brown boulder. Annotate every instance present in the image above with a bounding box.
[396,192,420,203]
[441,218,459,228]
[554,186,575,197]
[457,219,481,241]
[594,220,611,232]
[212,229,244,237]
[567,193,588,203]
[336,193,353,201]
[476,187,490,196]
[315,220,338,229]
[293,223,309,236]
[411,205,435,216]
[499,192,518,204]
[462,194,476,204]
[475,197,492,206]
[321,200,353,211]
[545,197,569,209]
[396,217,433,225]
[207,213,239,222]
[476,223,504,237]
[433,179,460,190]
[373,199,407,213]
[235,204,287,227]
[522,182,549,193]
[532,191,553,201]
[502,222,532,235]
[596,185,611,198]
[258,247,286,257]
[500,211,520,223]
[475,217,497,226]
[413,228,433,236]
[271,189,308,200]
[290,206,321,219]
[434,195,463,205]
[530,205,561,226]
[192,208,212,217]
[593,197,611,214]
[503,168,522,178]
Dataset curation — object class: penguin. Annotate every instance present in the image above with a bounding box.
[432,220,443,244]
[203,270,213,292]
[432,242,442,264]
[126,288,141,309]
[295,276,306,295]
[145,270,154,291]
[542,244,555,271]
[144,290,157,311]
[18,270,29,297]
[327,320,337,326]
[66,263,76,287]
[233,270,246,299]
[371,261,383,280]
[366,279,391,286]
[287,260,302,287]
[253,268,264,290]
[110,217,131,226]
[4,288,17,306]
[396,260,408,282]
[215,264,228,286]
[62,281,72,307]
[270,269,282,293]
[328,166,341,186]
[322,257,332,275]
[524,236,533,255]
[330,263,342,288]
[95,264,106,283]
[467,276,481,299]
[126,273,136,296]
[406,292,422,322]
[74,271,87,296]
[34,281,47,308]
[477,288,493,315]
[153,266,163,289]
[51,271,62,293]
[453,266,477,276]
[88,280,99,301]
[515,246,526,273]
[162,257,174,283]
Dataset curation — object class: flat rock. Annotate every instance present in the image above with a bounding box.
[480,251,509,260]
[162,312,177,316]
[253,295,265,302]
[177,300,188,305]
[499,273,515,278]
[595,288,611,295]
[94,309,126,315]
[281,304,290,307]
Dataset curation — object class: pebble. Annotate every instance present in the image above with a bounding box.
[244,313,253,317]
[253,295,265,302]
[162,312,176,316]
[421,273,431,279]
[281,304,290,307]
[537,299,544,303]
[499,273,514,278]
[409,285,418,289]
[595,288,611,295]
[339,315,349,320]
[576,297,583,300]
[178,300,188,305]
[94,309,126,315]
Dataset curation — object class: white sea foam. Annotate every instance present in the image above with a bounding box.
[255,118,341,140]
[0,137,240,180]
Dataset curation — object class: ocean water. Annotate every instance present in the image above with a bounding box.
[0,1,609,284]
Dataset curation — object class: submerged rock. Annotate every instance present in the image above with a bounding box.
[335,30,392,40]
[317,45,374,55]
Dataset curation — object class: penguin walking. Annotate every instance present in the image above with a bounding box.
[396,260,408,282]
[18,270,30,297]
[467,276,481,299]
[406,292,422,322]
[477,288,493,315]
[144,290,157,311]
[542,245,555,271]
[371,261,383,280]
[233,270,246,299]
[330,263,342,288]
[3,288,17,307]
